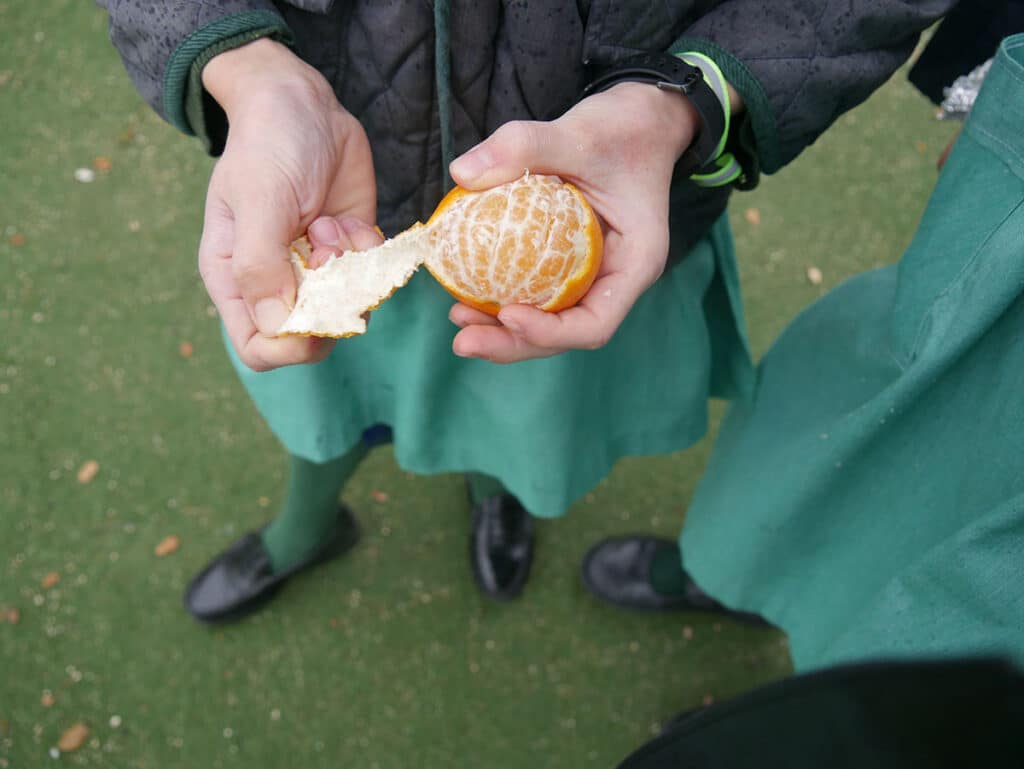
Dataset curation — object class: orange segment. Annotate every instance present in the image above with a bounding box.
[424,174,603,315]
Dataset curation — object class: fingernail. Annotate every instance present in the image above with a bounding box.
[499,314,522,334]
[450,146,493,182]
[452,338,474,358]
[308,217,343,246]
[252,297,291,335]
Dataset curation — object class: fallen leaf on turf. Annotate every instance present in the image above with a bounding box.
[806,266,824,285]
[701,695,715,707]
[744,208,761,226]
[41,692,55,708]
[3,608,20,624]
[57,723,89,752]
[0,718,9,737]
[154,536,181,557]
[8,233,25,247]
[371,490,390,503]
[92,156,112,172]
[117,128,135,145]
[77,460,100,484]
[41,572,60,589]
[914,140,928,154]
[682,626,694,640]
[178,341,193,359]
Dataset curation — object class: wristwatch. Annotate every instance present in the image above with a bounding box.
[581,52,727,178]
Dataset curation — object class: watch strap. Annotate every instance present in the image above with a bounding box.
[581,52,726,178]
[677,52,743,187]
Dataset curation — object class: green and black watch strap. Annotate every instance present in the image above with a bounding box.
[581,51,740,186]
[677,52,742,187]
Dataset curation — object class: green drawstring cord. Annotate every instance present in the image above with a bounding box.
[433,0,455,192]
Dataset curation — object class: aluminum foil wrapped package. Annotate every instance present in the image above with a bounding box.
[939,59,992,120]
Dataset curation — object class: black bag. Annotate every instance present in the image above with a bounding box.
[618,658,1024,769]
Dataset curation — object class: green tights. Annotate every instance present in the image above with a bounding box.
[260,446,506,574]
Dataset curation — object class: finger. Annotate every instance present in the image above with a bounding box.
[199,193,260,356]
[449,119,587,190]
[495,269,641,352]
[308,216,354,251]
[338,217,385,251]
[201,191,335,370]
[215,286,335,370]
[449,303,502,328]
[238,326,336,371]
[452,323,562,364]
[306,217,353,269]
[321,125,378,225]
[231,184,302,337]
[198,194,239,318]
[205,236,337,369]
[305,246,340,270]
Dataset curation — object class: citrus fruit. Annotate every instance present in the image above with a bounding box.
[423,173,603,315]
[277,174,603,338]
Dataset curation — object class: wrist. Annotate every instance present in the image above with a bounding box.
[582,52,727,178]
[611,82,700,161]
[202,37,330,119]
[726,82,745,115]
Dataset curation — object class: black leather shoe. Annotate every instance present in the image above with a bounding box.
[184,505,360,624]
[470,493,535,601]
[581,536,771,626]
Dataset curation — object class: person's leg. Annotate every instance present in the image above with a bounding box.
[262,447,366,572]
[466,471,535,600]
[184,442,366,623]
[581,536,770,625]
[647,543,694,596]
[465,472,507,505]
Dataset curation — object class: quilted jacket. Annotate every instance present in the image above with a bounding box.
[97,0,955,243]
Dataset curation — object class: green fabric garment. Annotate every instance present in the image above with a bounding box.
[227,214,750,518]
[680,35,1024,671]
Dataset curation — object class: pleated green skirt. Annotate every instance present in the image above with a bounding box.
[681,35,1024,671]
[228,213,752,518]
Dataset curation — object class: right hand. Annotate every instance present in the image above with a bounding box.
[198,38,377,371]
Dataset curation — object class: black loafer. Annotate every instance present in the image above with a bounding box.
[470,493,535,601]
[581,536,771,625]
[184,505,360,624]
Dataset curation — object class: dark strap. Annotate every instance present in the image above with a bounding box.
[581,52,726,178]
[618,657,1024,769]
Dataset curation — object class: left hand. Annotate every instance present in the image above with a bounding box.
[447,82,699,363]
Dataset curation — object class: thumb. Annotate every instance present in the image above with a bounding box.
[231,185,301,336]
[449,119,584,190]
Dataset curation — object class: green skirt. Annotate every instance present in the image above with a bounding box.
[228,213,752,518]
[681,36,1024,671]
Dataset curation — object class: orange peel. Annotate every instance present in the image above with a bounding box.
[277,173,603,338]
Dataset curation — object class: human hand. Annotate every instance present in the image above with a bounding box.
[198,38,377,371]
[446,82,701,363]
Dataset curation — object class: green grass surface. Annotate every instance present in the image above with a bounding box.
[0,3,957,768]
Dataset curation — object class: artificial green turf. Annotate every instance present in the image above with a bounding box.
[0,3,957,767]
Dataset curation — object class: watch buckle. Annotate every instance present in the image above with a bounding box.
[656,69,702,95]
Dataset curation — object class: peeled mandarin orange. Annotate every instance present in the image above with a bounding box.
[423,174,603,315]
[277,173,603,338]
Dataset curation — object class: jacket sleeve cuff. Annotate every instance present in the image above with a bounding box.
[163,10,294,154]
[671,36,781,179]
